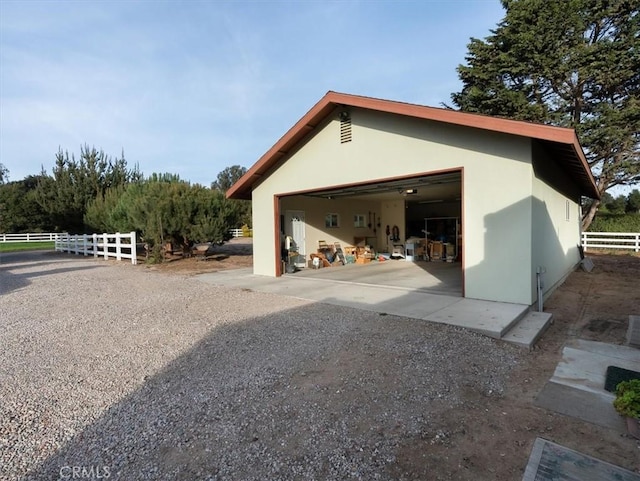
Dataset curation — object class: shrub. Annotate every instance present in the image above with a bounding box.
[588,213,640,233]
[614,379,640,419]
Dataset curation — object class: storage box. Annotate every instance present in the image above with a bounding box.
[355,257,371,264]
[431,242,443,260]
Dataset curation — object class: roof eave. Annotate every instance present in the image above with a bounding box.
[226,91,599,200]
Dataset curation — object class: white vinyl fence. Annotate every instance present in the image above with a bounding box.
[0,232,64,242]
[55,232,138,265]
[582,232,640,252]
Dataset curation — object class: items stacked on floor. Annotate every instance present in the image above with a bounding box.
[308,239,377,268]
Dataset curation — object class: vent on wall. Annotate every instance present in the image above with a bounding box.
[339,111,352,143]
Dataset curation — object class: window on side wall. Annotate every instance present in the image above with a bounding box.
[354,214,366,228]
[325,213,340,228]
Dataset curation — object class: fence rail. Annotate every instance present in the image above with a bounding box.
[582,232,640,252]
[0,232,65,242]
[55,232,138,265]
[229,228,252,238]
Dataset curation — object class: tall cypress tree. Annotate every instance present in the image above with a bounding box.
[452,0,639,230]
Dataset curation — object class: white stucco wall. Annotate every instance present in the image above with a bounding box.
[280,196,384,256]
[380,200,406,252]
[252,107,536,304]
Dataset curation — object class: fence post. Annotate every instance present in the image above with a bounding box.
[83,234,88,256]
[93,234,98,258]
[115,232,122,261]
[636,233,639,253]
[131,231,137,265]
[102,233,107,259]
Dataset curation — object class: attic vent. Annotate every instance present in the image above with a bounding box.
[339,112,352,143]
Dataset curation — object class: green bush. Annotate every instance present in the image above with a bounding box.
[241,224,253,238]
[614,379,640,419]
[85,176,243,262]
[588,213,640,233]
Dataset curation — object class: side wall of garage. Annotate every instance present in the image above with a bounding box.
[252,107,535,304]
[530,142,583,304]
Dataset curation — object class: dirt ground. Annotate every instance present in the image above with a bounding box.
[402,251,640,480]
[152,237,254,275]
[157,242,640,478]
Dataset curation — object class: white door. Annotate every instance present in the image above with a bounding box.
[285,210,306,266]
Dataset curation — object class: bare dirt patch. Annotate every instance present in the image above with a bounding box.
[151,237,253,275]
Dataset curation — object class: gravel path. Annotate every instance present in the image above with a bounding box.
[1,251,521,480]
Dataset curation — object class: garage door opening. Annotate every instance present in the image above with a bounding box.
[277,170,463,296]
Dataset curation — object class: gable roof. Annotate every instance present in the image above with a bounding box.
[226,91,599,200]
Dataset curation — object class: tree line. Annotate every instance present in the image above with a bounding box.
[0,148,250,260]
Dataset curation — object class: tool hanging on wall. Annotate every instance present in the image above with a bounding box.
[373,213,377,234]
[392,225,400,242]
[368,211,372,229]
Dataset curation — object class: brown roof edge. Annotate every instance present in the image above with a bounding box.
[570,132,600,199]
[227,91,599,200]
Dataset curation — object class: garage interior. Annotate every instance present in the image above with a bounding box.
[280,170,463,296]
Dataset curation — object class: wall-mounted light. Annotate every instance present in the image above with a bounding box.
[338,110,350,121]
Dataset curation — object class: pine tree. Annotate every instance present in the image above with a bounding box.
[452,0,639,230]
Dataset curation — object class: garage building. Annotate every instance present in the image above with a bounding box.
[227,92,598,307]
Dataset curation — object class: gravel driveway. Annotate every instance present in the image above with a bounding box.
[1,251,521,480]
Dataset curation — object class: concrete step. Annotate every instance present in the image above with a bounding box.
[501,311,553,349]
[627,315,640,348]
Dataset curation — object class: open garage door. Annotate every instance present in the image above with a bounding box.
[277,170,463,297]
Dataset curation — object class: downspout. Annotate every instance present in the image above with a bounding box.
[536,266,546,312]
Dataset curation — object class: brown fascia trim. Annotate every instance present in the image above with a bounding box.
[226,91,599,200]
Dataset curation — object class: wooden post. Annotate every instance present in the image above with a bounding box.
[93,234,98,258]
[103,233,108,260]
[83,234,88,256]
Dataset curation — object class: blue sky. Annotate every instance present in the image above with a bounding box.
[1,0,506,186]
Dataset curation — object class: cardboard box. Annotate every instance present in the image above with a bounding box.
[356,257,371,264]
[431,242,443,259]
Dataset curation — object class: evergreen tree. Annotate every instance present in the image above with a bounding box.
[35,146,140,232]
[626,189,640,213]
[452,0,639,230]
[0,163,8,184]
[0,176,52,233]
[86,175,243,261]
[211,165,252,227]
